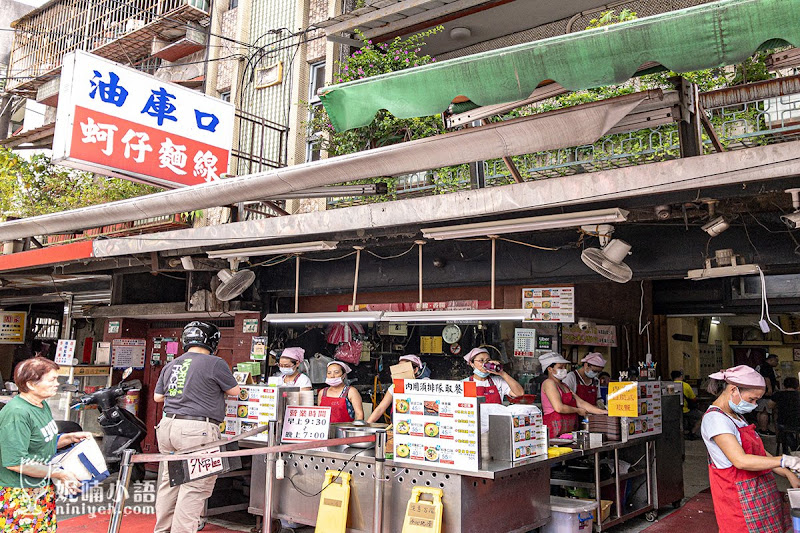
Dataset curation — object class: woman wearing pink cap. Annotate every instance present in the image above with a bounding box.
[463,347,523,404]
[367,355,431,423]
[318,361,363,423]
[563,352,606,407]
[701,365,800,533]
[540,352,607,438]
[273,347,312,390]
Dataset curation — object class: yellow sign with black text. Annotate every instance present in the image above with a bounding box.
[608,382,638,417]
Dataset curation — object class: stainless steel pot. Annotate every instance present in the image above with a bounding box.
[333,423,388,449]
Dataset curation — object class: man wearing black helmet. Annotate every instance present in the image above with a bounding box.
[152,321,240,533]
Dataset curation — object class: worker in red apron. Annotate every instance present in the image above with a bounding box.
[317,361,364,423]
[701,365,800,533]
[540,352,607,438]
[563,352,606,407]
[463,347,524,404]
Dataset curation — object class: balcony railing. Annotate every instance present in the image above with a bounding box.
[7,0,209,94]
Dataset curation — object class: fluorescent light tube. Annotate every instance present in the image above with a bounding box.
[264,311,383,323]
[208,240,339,259]
[383,309,534,322]
[422,208,628,240]
[685,264,759,280]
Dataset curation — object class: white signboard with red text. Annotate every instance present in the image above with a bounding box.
[53,50,234,188]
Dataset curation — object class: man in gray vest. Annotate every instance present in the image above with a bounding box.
[153,321,240,533]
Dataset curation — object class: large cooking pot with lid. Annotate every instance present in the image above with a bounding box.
[332,422,389,449]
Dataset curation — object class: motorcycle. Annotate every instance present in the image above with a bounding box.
[63,368,148,482]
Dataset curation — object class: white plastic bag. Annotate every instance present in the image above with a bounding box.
[50,437,109,488]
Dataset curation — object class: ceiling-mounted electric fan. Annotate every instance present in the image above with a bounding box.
[215,259,255,301]
[580,239,633,283]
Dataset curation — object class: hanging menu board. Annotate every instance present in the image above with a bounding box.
[0,311,26,344]
[225,385,280,442]
[111,338,146,369]
[393,379,480,472]
[521,287,574,323]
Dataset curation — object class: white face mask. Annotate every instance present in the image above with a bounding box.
[326,377,343,387]
[279,366,295,375]
[554,368,568,381]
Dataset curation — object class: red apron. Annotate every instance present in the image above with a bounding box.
[468,375,503,404]
[543,381,579,438]
[705,406,789,533]
[320,386,354,423]
[573,371,599,406]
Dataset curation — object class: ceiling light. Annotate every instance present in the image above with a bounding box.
[422,208,628,240]
[263,311,383,323]
[383,308,535,322]
[702,216,730,236]
[686,263,760,280]
[208,240,338,259]
[711,316,721,324]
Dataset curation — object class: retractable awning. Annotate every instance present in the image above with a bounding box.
[320,0,800,131]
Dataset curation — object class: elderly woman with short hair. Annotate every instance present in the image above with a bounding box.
[0,357,92,532]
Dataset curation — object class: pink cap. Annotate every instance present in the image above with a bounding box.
[399,354,422,367]
[708,365,766,388]
[464,347,488,364]
[581,352,607,367]
[281,347,305,363]
[327,360,352,374]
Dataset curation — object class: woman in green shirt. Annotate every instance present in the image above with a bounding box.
[0,357,92,532]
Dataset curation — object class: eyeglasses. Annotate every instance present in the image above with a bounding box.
[473,358,490,364]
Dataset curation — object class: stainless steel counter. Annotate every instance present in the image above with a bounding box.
[245,441,579,533]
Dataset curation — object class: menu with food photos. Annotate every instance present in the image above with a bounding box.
[622,381,662,441]
[392,379,480,472]
[224,385,279,442]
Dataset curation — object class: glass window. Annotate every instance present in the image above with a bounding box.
[306,61,326,162]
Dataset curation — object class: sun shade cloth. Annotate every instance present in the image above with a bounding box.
[320,0,800,131]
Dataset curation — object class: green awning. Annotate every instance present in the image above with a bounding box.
[320,0,800,132]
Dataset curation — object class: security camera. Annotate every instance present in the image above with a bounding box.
[781,212,800,229]
[578,319,591,331]
[701,216,730,237]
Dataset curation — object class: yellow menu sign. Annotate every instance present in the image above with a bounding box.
[0,312,26,344]
[608,382,638,417]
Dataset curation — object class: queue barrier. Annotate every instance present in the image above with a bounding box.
[107,423,381,533]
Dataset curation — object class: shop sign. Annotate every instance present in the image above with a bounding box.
[521,287,575,323]
[608,382,638,417]
[111,338,146,369]
[55,339,77,365]
[513,328,536,357]
[242,318,259,333]
[0,311,26,344]
[561,324,618,347]
[281,406,331,442]
[53,50,234,188]
[230,385,279,442]
[393,379,480,471]
[341,300,482,312]
[107,321,120,334]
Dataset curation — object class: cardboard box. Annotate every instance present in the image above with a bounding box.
[391,361,415,380]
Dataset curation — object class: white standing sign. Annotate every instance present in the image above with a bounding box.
[55,340,77,365]
[53,50,234,188]
[393,379,480,471]
[281,406,331,442]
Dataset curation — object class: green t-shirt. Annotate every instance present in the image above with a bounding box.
[0,396,59,488]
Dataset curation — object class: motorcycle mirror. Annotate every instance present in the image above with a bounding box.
[122,368,133,380]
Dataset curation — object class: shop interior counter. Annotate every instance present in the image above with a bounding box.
[244,440,581,533]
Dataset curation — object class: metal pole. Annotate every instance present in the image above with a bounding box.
[489,235,498,309]
[263,420,278,532]
[594,450,602,531]
[415,240,425,309]
[614,448,622,519]
[373,430,387,533]
[352,246,364,310]
[107,449,134,533]
[294,255,300,313]
[645,440,653,507]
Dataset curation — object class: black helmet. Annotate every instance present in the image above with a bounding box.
[181,321,221,353]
